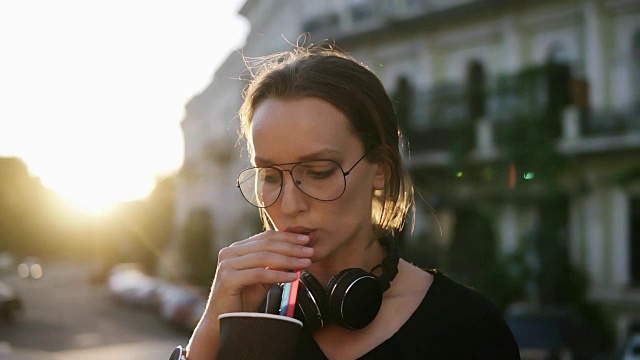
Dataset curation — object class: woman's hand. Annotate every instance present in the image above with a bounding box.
[187,230,313,359]
[208,230,313,318]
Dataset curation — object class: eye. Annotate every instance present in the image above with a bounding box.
[261,168,281,183]
[297,161,339,179]
[307,168,336,179]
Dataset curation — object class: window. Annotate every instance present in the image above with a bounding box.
[392,75,414,132]
[632,30,640,104]
[631,197,640,286]
[546,43,572,111]
[466,59,486,122]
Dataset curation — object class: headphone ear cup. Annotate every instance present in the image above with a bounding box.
[294,271,329,332]
[326,268,383,330]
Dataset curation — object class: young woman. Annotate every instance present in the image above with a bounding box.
[184,44,521,359]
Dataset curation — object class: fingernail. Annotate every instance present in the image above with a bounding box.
[297,258,311,264]
[301,247,313,254]
[297,235,310,242]
[286,272,299,280]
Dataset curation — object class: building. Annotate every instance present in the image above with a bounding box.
[170,0,640,348]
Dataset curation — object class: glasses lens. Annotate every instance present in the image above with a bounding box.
[238,167,282,207]
[292,160,345,201]
[237,160,347,208]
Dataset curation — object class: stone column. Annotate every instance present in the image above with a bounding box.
[583,0,607,109]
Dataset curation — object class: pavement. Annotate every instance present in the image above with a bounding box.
[0,261,190,360]
[0,340,182,360]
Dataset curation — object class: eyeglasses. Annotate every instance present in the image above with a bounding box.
[237,151,370,208]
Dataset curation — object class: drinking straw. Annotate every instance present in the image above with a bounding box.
[286,271,300,318]
[279,281,292,316]
[278,270,300,317]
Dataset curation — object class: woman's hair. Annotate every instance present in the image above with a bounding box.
[239,43,414,237]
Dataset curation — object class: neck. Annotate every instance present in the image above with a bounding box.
[308,236,386,286]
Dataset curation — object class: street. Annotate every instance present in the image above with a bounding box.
[0,261,190,360]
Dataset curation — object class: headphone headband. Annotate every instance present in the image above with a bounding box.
[370,236,399,292]
[261,236,401,331]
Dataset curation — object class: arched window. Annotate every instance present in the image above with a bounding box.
[392,75,414,132]
[466,60,486,122]
[546,43,571,65]
[632,30,640,104]
[545,43,573,113]
[631,196,640,286]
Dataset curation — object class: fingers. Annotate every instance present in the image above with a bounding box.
[204,230,313,315]
[229,230,310,248]
[221,230,313,262]
[216,230,313,285]
[220,267,300,289]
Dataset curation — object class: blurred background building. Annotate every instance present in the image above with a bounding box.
[167,0,640,352]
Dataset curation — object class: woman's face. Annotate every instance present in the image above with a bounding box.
[250,97,385,265]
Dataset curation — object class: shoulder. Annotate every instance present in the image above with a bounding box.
[405,269,522,359]
[426,269,500,319]
[421,269,510,329]
[391,265,505,334]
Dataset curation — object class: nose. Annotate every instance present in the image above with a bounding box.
[278,170,308,215]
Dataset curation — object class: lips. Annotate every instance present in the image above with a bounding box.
[283,227,313,236]
[283,227,317,246]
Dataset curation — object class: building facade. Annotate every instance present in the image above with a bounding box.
[171,0,640,346]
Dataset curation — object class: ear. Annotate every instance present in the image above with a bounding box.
[372,162,388,191]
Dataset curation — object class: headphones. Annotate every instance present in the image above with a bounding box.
[264,236,399,332]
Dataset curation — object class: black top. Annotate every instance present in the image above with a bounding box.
[295,269,521,359]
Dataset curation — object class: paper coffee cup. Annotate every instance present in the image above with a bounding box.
[217,312,303,360]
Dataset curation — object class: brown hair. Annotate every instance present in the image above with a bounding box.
[239,43,414,237]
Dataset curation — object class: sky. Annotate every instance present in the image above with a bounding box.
[0,0,249,211]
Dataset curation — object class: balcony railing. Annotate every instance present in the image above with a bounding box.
[402,64,566,153]
[302,12,340,35]
[301,0,480,41]
[404,83,473,153]
[583,101,640,136]
[398,64,639,161]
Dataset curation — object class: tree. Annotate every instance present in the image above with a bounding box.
[182,208,215,287]
[0,157,50,257]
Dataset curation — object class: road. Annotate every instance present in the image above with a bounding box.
[0,261,191,360]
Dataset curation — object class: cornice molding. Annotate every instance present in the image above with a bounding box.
[521,5,582,30]
[604,0,640,14]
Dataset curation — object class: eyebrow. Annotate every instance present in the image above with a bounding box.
[254,148,342,166]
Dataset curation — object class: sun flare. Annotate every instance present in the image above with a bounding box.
[0,0,249,218]
[37,165,158,216]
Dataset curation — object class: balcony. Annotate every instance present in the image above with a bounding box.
[398,64,640,167]
[583,102,640,136]
[302,12,340,36]
[402,64,562,150]
[403,83,473,154]
[300,0,482,42]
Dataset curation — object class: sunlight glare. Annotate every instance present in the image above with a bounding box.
[40,165,157,216]
[0,0,249,212]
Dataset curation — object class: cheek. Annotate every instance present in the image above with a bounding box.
[328,181,373,220]
[266,179,374,228]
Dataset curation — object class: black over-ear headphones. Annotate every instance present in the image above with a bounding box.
[263,236,399,332]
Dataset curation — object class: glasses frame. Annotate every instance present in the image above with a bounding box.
[237,150,371,208]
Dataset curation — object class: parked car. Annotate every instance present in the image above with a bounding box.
[157,282,207,331]
[107,263,161,309]
[0,280,23,322]
[0,252,15,276]
[17,256,43,279]
[623,333,640,360]
[506,305,599,360]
